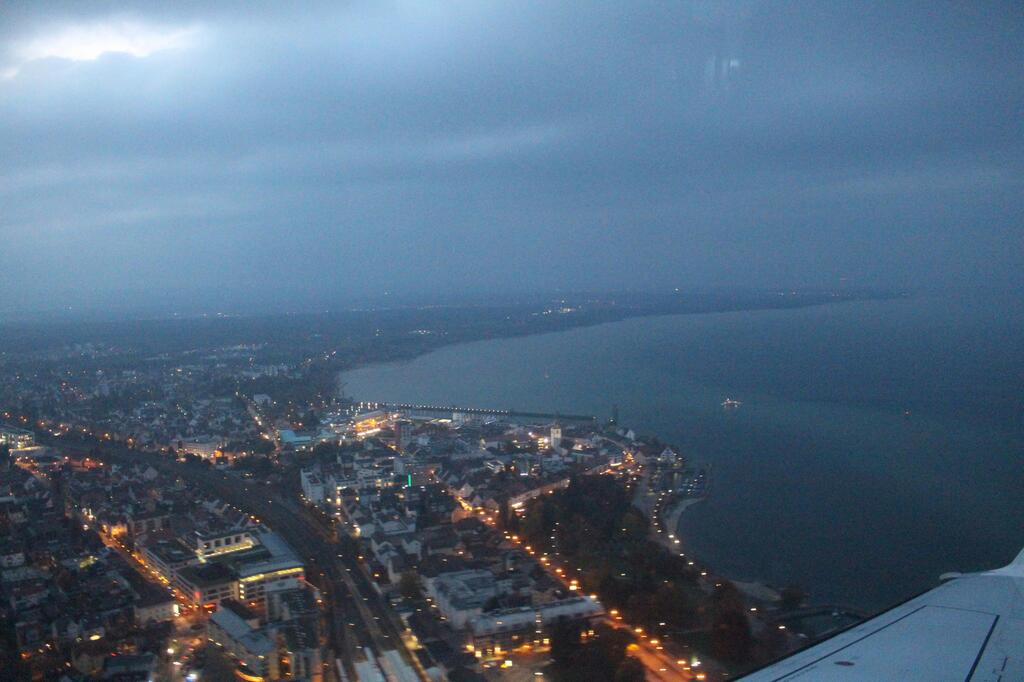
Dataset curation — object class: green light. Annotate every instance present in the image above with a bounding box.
[407,474,412,488]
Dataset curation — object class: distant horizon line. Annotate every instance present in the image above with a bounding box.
[0,285,907,324]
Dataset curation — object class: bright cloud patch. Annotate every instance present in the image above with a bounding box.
[4,20,199,78]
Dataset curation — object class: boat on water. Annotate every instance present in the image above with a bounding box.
[721,398,742,409]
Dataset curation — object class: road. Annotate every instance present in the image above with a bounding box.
[50,438,426,682]
[162,464,428,681]
[453,490,701,681]
[50,433,709,680]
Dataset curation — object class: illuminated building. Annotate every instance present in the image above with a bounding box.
[393,419,413,452]
[300,469,326,504]
[236,561,304,607]
[208,595,324,682]
[178,438,224,459]
[134,589,179,625]
[170,530,304,611]
[352,409,388,436]
[0,424,35,449]
[208,600,279,681]
[549,423,562,449]
[177,563,237,609]
[234,531,304,610]
[468,596,605,652]
[424,569,501,629]
[142,540,196,583]
[126,509,170,539]
[277,619,323,682]
[193,528,256,561]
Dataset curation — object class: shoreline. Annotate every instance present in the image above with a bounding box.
[661,496,784,604]
[339,293,983,616]
[336,293,892,401]
[640,457,786,607]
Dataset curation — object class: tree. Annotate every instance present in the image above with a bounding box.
[614,657,645,682]
[398,571,422,601]
[592,623,633,670]
[549,620,582,669]
[780,586,806,611]
[710,581,754,663]
[312,441,342,461]
[549,623,637,682]
[496,497,521,532]
[521,498,550,545]
[0,445,9,470]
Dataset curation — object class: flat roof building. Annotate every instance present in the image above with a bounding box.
[469,596,605,652]
[208,600,279,681]
[177,563,237,608]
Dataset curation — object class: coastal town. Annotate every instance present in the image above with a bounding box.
[0,295,877,682]
[0,377,864,682]
[1,0,1017,675]
[2,0,1016,675]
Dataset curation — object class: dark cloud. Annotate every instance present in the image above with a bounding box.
[1,1,1021,313]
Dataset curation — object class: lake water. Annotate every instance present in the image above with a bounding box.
[342,294,1024,611]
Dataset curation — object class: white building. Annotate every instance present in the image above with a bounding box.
[424,569,499,629]
[300,468,326,504]
[208,602,279,680]
[193,529,255,561]
[469,596,605,650]
[549,424,562,449]
[235,531,305,608]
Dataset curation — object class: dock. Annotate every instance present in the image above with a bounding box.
[356,401,597,424]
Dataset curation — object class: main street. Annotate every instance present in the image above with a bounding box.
[452,472,702,682]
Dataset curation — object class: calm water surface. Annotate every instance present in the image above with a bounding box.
[343,295,1024,611]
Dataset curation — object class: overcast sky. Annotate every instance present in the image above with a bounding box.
[1,1,1021,314]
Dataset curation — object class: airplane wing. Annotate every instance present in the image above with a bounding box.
[740,548,1024,681]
